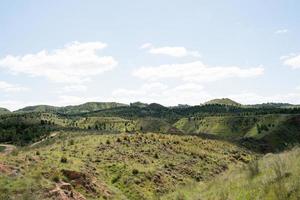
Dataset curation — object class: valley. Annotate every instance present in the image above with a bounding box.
[0,99,300,199]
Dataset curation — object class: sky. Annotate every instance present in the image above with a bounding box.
[0,0,300,110]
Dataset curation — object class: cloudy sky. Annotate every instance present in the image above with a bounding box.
[1,0,300,110]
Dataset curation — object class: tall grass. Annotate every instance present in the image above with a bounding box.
[162,146,300,200]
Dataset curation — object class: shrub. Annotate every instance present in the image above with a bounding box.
[60,156,68,163]
[132,169,139,175]
[68,139,75,146]
[111,174,121,184]
[116,138,121,143]
[52,175,60,182]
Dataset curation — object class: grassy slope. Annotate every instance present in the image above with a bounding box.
[0,132,254,200]
[174,114,287,137]
[74,116,136,132]
[60,102,128,115]
[163,146,300,200]
[174,114,300,151]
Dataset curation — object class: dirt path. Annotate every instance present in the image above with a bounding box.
[30,131,59,147]
[0,144,16,155]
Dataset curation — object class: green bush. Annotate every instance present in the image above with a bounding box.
[60,156,68,163]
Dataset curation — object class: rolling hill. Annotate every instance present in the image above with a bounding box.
[0,132,255,200]
[162,146,300,200]
[174,114,300,152]
[204,98,241,106]
[0,107,10,115]
[1,99,300,199]
[16,105,60,113]
[16,102,127,115]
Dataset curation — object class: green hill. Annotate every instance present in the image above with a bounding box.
[1,100,300,199]
[204,98,241,106]
[60,102,128,114]
[16,102,127,115]
[0,107,10,115]
[0,112,59,146]
[246,102,299,109]
[0,132,254,200]
[16,105,60,113]
[130,102,148,108]
[162,146,300,200]
[174,114,300,152]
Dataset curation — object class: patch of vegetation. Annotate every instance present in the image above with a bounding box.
[175,114,300,152]
[162,146,300,200]
[0,146,6,152]
[0,112,60,145]
[0,132,255,200]
[0,107,11,115]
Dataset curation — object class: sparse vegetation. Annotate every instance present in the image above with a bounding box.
[0,100,300,199]
[0,132,255,200]
[162,147,300,200]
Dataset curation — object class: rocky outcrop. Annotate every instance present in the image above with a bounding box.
[48,182,86,200]
[61,169,113,199]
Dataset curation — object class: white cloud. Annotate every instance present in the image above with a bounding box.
[60,85,87,93]
[133,61,264,82]
[0,81,28,92]
[282,54,300,69]
[275,29,289,34]
[140,43,201,57]
[0,41,118,83]
[112,82,210,106]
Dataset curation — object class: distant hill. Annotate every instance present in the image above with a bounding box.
[204,98,241,106]
[60,102,128,114]
[16,105,60,113]
[175,114,300,152]
[0,107,10,115]
[16,102,127,114]
[147,103,165,109]
[247,102,298,108]
[130,102,148,108]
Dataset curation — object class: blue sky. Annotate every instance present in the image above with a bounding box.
[1,0,300,110]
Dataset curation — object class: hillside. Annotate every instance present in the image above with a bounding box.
[16,102,127,115]
[0,132,255,200]
[246,103,299,109]
[174,114,300,152]
[16,105,60,113]
[0,112,59,145]
[60,102,128,115]
[163,147,300,200]
[85,104,181,122]
[0,107,10,115]
[1,100,300,199]
[204,98,241,106]
[3,102,300,152]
